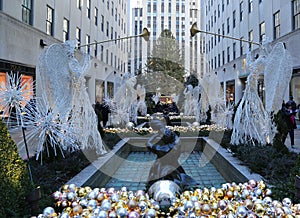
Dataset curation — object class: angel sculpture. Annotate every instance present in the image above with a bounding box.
[183,84,193,115]
[230,51,276,146]
[38,40,106,154]
[198,72,224,124]
[264,42,293,113]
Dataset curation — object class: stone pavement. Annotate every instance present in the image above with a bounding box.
[285,125,300,153]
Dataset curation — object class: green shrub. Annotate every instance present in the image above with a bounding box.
[0,119,32,217]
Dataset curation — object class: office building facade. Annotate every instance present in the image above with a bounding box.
[0,0,128,104]
[202,0,300,104]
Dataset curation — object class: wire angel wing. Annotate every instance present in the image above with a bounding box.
[38,42,73,122]
[264,42,293,113]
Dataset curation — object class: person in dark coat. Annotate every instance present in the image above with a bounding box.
[99,101,110,127]
[283,102,297,148]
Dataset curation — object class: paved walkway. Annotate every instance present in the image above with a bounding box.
[284,125,300,153]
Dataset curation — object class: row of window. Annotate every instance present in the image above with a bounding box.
[206,0,300,36]
[206,0,263,15]
[21,0,127,42]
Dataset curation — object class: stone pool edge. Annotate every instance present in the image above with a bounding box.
[66,137,263,188]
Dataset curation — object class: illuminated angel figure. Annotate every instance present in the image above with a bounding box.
[38,40,106,154]
[0,72,34,127]
[230,51,276,146]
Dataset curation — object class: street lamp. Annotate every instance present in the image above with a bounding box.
[77,27,150,48]
[190,22,260,45]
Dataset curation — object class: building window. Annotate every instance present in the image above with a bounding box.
[111,2,114,15]
[63,18,69,42]
[227,17,230,34]
[227,46,230,62]
[106,49,109,64]
[87,0,91,18]
[249,0,253,13]
[240,37,244,56]
[233,42,236,59]
[248,30,253,50]
[292,0,300,30]
[86,35,90,54]
[233,10,236,28]
[100,45,104,61]
[94,42,98,57]
[77,0,83,10]
[222,50,225,65]
[222,0,224,11]
[101,15,104,31]
[76,27,81,44]
[273,11,280,39]
[259,21,265,42]
[106,21,109,37]
[22,0,32,25]
[46,5,54,36]
[95,7,98,26]
[240,1,243,21]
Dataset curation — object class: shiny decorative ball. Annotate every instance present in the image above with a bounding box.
[71,201,79,207]
[190,195,198,202]
[79,198,88,207]
[248,180,257,188]
[72,205,83,215]
[53,191,62,200]
[201,203,211,214]
[146,208,156,218]
[263,197,273,206]
[68,184,77,192]
[62,207,72,214]
[97,193,105,201]
[108,211,117,218]
[60,200,69,208]
[85,186,93,194]
[126,122,135,130]
[67,192,76,201]
[87,191,97,199]
[60,213,70,218]
[218,200,227,211]
[138,201,148,212]
[282,198,292,208]
[87,199,98,209]
[241,189,250,199]
[184,200,194,211]
[98,210,108,218]
[111,193,119,202]
[128,199,137,210]
[215,189,224,199]
[135,190,145,197]
[265,188,272,196]
[121,187,127,192]
[43,207,55,216]
[81,208,90,217]
[254,203,265,215]
[128,211,140,218]
[101,199,112,211]
[61,184,69,192]
[117,207,128,217]
[236,206,247,218]
[78,187,86,197]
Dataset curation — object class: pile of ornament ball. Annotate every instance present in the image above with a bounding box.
[36,180,300,218]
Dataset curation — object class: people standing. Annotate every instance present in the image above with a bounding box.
[283,102,297,148]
